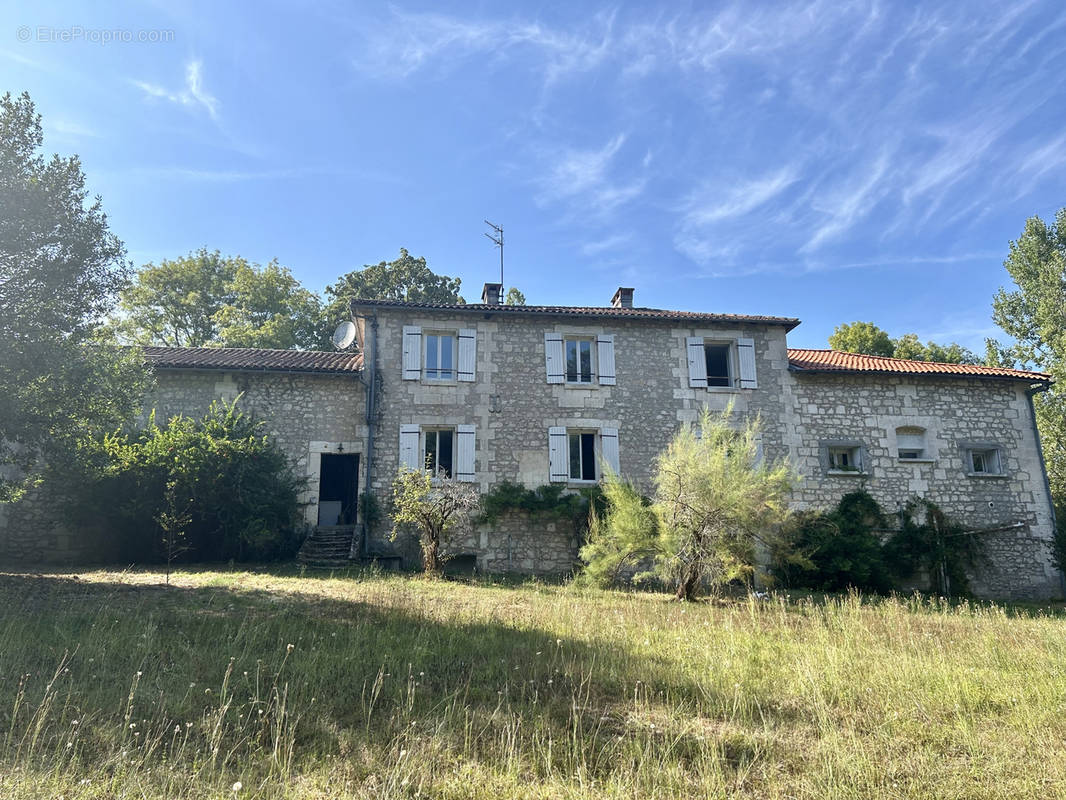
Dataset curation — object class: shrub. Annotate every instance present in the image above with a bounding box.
[581,403,797,600]
[60,398,305,563]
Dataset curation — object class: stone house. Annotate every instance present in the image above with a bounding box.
[0,284,1058,599]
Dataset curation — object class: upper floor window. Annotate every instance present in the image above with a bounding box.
[424,333,455,381]
[686,336,757,389]
[545,333,616,386]
[962,443,1005,476]
[565,338,594,384]
[402,326,476,382]
[896,426,928,460]
[820,439,867,475]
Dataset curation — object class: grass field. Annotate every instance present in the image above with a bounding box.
[0,567,1064,798]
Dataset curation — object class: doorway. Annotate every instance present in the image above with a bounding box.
[318,453,359,526]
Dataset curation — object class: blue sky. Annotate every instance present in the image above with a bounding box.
[3,1,1065,350]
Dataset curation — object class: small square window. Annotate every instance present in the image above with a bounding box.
[424,333,455,381]
[424,428,454,477]
[564,338,594,383]
[704,342,733,388]
[828,446,861,471]
[967,447,1002,475]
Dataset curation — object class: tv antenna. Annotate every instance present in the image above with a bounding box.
[484,220,504,289]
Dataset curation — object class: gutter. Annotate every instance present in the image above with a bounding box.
[1025,383,1063,596]
[350,312,379,559]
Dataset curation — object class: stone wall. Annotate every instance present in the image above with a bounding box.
[0,369,368,563]
[785,373,1059,599]
[356,305,791,563]
[148,370,369,527]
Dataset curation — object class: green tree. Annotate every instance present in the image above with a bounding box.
[111,250,329,349]
[390,467,479,577]
[581,404,797,600]
[828,321,895,357]
[323,248,463,326]
[892,333,978,364]
[505,287,526,305]
[989,208,1066,557]
[0,92,149,500]
[830,322,978,364]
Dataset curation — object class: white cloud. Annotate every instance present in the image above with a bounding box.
[534,134,645,218]
[133,59,219,119]
[580,233,633,256]
[681,167,799,226]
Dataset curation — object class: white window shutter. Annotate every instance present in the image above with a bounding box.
[737,337,757,389]
[548,426,568,482]
[686,336,707,388]
[457,329,476,382]
[399,424,421,471]
[597,334,616,385]
[402,326,422,380]
[545,333,564,384]
[600,427,620,476]
[455,424,476,481]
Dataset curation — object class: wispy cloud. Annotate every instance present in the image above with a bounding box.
[580,233,633,256]
[133,60,219,119]
[534,134,645,218]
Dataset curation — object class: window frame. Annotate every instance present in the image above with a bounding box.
[703,341,736,389]
[563,337,596,385]
[423,331,457,382]
[423,426,455,478]
[960,442,1006,477]
[567,430,598,482]
[820,439,868,476]
[895,426,934,462]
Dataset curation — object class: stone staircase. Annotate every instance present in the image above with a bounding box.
[297,525,357,568]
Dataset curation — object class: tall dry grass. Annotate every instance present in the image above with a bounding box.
[0,567,1063,798]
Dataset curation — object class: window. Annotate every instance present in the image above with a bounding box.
[686,336,757,389]
[548,426,620,483]
[568,432,597,480]
[964,445,1004,476]
[399,424,476,481]
[820,440,866,475]
[896,426,927,460]
[829,446,861,471]
[402,326,476,382]
[424,428,454,477]
[545,333,616,386]
[565,338,594,383]
[424,333,455,381]
[704,343,733,387]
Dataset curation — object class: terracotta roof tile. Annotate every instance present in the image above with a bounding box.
[143,347,363,374]
[350,298,801,330]
[787,349,1050,382]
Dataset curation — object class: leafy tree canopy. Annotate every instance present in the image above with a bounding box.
[988,208,1066,547]
[110,249,330,349]
[505,287,526,305]
[829,321,979,364]
[0,92,149,499]
[323,248,463,326]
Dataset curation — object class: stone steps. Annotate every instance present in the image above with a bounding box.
[298,526,356,568]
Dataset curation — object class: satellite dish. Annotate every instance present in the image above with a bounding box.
[332,321,356,350]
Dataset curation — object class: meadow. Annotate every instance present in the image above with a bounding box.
[0,567,1064,798]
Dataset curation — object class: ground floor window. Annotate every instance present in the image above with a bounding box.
[568,431,597,481]
[424,428,454,477]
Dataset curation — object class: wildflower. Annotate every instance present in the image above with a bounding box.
[136,671,143,677]
[286,643,294,652]
[232,781,243,792]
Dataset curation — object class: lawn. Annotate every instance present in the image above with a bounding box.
[0,567,1064,798]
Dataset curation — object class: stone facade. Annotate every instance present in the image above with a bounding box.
[1,291,1058,601]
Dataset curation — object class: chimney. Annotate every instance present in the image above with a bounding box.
[481,282,503,305]
[611,287,634,309]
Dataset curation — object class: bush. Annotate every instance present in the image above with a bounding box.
[59,398,306,563]
[777,491,983,597]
